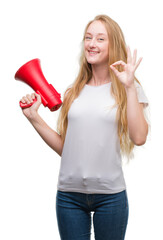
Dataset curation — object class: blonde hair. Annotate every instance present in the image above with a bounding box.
[57,14,147,161]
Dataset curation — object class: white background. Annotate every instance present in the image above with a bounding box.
[0,0,162,239]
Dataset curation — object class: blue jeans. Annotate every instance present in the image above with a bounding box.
[56,189,129,240]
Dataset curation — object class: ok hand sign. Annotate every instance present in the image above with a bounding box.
[110,46,143,89]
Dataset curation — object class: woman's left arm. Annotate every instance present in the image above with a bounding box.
[110,46,148,145]
[125,85,148,145]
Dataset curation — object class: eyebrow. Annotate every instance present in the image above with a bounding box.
[85,32,107,36]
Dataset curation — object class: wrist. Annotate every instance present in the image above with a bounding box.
[124,83,135,93]
[25,110,39,121]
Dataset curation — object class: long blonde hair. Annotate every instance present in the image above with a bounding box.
[57,14,143,161]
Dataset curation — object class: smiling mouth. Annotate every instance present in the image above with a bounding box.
[88,50,99,55]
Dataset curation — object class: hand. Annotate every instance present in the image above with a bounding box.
[110,46,143,89]
[20,92,41,119]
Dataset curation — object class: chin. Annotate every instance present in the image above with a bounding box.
[86,58,100,65]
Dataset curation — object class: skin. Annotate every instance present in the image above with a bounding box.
[84,20,111,86]
[110,46,143,89]
[20,92,41,119]
[20,20,148,145]
[109,45,148,145]
[84,20,148,145]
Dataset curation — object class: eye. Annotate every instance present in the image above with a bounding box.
[98,38,104,41]
[85,36,91,39]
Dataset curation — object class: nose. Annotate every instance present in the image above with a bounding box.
[89,38,96,48]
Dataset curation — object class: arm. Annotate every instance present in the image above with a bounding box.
[110,46,148,145]
[125,85,148,145]
[20,92,63,157]
[27,113,63,156]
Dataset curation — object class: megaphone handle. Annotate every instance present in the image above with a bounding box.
[19,97,37,109]
[19,90,48,109]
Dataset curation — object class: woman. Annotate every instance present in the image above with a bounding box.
[20,15,149,240]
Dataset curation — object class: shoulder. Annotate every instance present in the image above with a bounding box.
[134,80,141,88]
[63,83,73,100]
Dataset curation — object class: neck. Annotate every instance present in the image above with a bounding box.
[88,63,111,86]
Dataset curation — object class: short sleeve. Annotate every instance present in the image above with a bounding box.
[134,81,149,108]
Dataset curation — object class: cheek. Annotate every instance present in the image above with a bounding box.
[85,43,90,51]
[84,43,88,54]
[102,45,109,57]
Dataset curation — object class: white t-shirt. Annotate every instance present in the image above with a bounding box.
[57,81,149,194]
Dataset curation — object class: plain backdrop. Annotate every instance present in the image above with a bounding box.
[0,0,162,239]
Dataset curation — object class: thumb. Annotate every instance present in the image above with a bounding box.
[31,92,42,110]
[34,92,42,103]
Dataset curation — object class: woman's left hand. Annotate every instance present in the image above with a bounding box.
[110,46,143,89]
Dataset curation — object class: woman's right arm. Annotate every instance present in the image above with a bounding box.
[20,92,63,157]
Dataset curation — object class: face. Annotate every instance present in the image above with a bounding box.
[84,20,109,66]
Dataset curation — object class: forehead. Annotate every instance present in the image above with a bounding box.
[86,20,107,36]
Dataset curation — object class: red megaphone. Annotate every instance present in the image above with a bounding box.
[15,58,62,111]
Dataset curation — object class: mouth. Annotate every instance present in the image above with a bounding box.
[88,50,99,56]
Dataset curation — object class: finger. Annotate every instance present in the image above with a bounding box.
[20,97,26,103]
[134,57,143,71]
[111,60,126,67]
[127,46,132,64]
[132,49,137,65]
[31,93,36,100]
[110,65,120,77]
[26,94,34,103]
[21,96,31,104]
[34,92,40,99]
[34,92,41,102]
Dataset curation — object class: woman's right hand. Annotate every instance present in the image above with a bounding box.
[20,92,42,119]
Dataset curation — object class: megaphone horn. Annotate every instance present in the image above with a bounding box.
[15,58,62,111]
